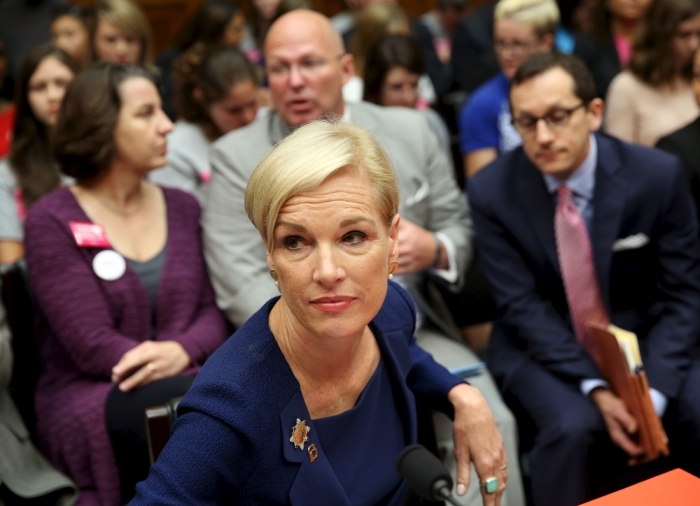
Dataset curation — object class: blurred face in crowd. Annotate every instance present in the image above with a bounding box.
[494,19,552,80]
[254,0,281,21]
[692,49,700,105]
[112,77,173,173]
[510,67,603,179]
[267,170,399,341]
[673,13,700,71]
[204,79,259,134]
[51,15,90,66]
[94,19,142,64]
[608,0,651,22]
[380,66,420,108]
[266,11,354,127]
[222,11,246,47]
[28,56,75,127]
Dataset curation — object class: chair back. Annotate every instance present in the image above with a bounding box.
[1,261,40,435]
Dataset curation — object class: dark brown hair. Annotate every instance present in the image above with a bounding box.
[363,34,424,105]
[510,51,597,105]
[629,0,700,86]
[173,43,259,140]
[9,44,78,210]
[172,0,241,52]
[53,62,159,182]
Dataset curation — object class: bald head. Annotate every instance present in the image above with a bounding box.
[264,10,354,127]
[266,10,345,56]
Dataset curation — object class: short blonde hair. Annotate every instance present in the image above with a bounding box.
[494,0,560,38]
[245,120,400,247]
[95,0,153,64]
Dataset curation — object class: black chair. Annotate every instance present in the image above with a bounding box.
[1,261,40,436]
[145,395,183,464]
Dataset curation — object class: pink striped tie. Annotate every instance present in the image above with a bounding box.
[554,185,609,360]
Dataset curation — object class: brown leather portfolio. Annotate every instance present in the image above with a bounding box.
[588,324,670,463]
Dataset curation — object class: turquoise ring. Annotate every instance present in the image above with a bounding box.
[480,476,498,494]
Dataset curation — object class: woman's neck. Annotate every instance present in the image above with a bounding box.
[611,17,639,41]
[79,163,144,211]
[269,300,373,385]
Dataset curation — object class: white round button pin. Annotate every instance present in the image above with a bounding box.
[93,250,126,281]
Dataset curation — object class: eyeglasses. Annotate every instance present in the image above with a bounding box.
[267,55,344,81]
[511,103,586,134]
[494,39,538,55]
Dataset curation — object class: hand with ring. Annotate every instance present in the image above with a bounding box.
[111,340,191,392]
[448,383,508,506]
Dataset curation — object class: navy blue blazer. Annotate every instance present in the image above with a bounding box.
[130,281,463,505]
[468,133,700,399]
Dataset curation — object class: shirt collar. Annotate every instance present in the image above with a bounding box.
[543,133,597,199]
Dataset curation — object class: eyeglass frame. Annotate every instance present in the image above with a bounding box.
[267,54,346,81]
[493,38,540,55]
[510,102,587,135]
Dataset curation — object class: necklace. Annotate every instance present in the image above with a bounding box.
[92,191,144,217]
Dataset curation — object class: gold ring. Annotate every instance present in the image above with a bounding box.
[500,464,508,470]
[146,362,156,372]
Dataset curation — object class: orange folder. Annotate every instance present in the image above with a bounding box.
[580,469,700,505]
[588,324,669,463]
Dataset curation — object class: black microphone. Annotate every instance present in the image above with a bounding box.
[396,444,461,506]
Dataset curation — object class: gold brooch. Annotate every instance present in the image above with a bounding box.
[290,418,311,450]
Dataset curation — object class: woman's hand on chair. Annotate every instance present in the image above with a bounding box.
[112,341,191,392]
[448,383,507,506]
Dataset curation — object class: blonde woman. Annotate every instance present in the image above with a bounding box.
[132,119,507,505]
[93,0,153,65]
[459,0,558,178]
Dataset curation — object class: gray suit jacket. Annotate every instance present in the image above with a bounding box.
[203,102,472,327]
[0,296,77,504]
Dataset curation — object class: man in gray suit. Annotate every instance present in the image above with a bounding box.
[203,10,524,505]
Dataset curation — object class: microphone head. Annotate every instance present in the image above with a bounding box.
[396,444,453,500]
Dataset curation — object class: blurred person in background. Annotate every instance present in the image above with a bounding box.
[150,44,261,200]
[363,34,451,159]
[605,0,700,146]
[656,46,700,228]
[249,0,283,53]
[459,0,557,179]
[0,37,14,159]
[50,3,94,69]
[92,0,153,65]
[574,0,652,99]
[24,62,227,505]
[156,0,248,119]
[0,44,77,265]
[346,2,412,103]
[421,0,469,65]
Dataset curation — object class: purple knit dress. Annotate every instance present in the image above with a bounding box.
[24,187,228,506]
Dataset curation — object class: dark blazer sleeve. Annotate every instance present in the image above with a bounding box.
[639,161,700,398]
[383,282,464,416]
[655,121,700,228]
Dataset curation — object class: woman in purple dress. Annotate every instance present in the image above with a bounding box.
[23,63,228,505]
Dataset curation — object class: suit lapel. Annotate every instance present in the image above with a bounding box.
[281,390,351,506]
[516,156,561,276]
[590,135,626,312]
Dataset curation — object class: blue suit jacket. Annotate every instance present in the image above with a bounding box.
[130,282,462,505]
[468,133,700,399]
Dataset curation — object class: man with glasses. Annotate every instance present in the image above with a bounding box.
[459,0,559,179]
[203,9,526,506]
[469,51,700,506]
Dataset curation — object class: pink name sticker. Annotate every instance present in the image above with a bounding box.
[69,221,111,248]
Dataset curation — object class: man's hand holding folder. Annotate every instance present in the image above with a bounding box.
[587,324,670,465]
